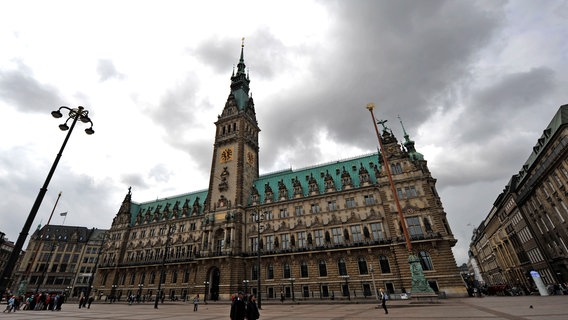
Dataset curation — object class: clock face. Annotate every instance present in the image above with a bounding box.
[220,147,233,163]
[247,151,255,165]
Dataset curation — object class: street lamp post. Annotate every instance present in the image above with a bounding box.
[341,275,350,300]
[243,280,249,294]
[289,278,296,301]
[155,224,175,309]
[203,281,210,304]
[137,283,144,302]
[0,106,94,295]
[253,209,264,309]
[111,284,118,303]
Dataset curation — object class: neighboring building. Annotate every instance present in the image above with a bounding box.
[0,232,15,283]
[13,225,107,297]
[95,44,467,302]
[73,228,107,298]
[470,104,568,292]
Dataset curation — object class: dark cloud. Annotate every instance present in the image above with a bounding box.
[150,71,205,133]
[97,59,125,82]
[0,61,64,112]
[0,146,121,245]
[457,67,555,143]
[185,139,214,175]
[190,37,239,74]
[121,173,149,190]
[257,0,505,172]
[429,67,557,188]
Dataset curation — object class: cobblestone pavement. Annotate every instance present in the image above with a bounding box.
[1,296,567,319]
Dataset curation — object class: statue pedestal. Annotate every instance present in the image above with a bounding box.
[408,253,438,303]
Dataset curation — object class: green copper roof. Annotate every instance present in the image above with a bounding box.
[130,189,208,225]
[398,116,424,161]
[230,43,250,110]
[128,153,381,225]
[252,152,380,203]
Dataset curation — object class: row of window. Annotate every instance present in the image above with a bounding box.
[40,242,83,253]
[103,252,435,287]
[250,217,433,252]
[130,223,197,240]
[124,245,197,263]
[250,223,387,251]
[248,252,434,280]
[257,195,377,222]
[106,268,192,286]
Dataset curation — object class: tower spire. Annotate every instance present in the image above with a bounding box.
[397,115,424,161]
[398,115,410,140]
[229,37,251,110]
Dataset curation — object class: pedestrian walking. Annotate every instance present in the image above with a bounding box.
[229,291,246,320]
[193,294,199,312]
[246,294,260,320]
[379,288,388,314]
[79,294,86,309]
[3,296,14,313]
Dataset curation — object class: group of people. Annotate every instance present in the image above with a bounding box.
[230,291,260,320]
[3,292,66,312]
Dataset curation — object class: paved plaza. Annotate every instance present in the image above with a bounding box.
[2,296,568,319]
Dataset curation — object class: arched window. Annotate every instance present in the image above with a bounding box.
[318,260,327,277]
[301,261,309,278]
[267,264,274,279]
[378,255,391,273]
[358,257,368,275]
[283,263,291,278]
[251,264,258,280]
[338,258,347,276]
[419,251,434,271]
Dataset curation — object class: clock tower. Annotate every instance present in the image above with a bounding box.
[203,40,260,254]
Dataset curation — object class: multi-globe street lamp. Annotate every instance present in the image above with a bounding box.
[155,223,175,309]
[0,106,94,295]
[289,277,296,301]
[242,279,249,294]
[252,209,264,309]
[138,283,144,302]
[111,284,118,303]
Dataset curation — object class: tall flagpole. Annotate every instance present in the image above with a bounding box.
[366,103,435,298]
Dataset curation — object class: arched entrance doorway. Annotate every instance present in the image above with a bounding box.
[208,267,221,301]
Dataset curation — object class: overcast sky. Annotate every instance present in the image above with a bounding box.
[1,0,567,265]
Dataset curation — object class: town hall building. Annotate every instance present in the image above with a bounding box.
[94,43,467,302]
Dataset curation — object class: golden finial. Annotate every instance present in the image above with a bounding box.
[242,37,245,47]
[366,102,375,111]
